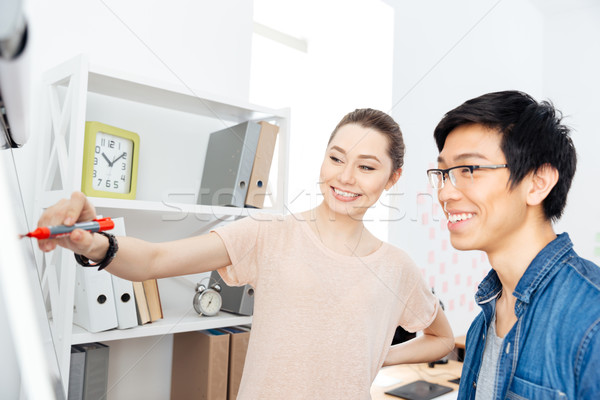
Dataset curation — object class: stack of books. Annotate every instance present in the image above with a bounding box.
[133,279,163,325]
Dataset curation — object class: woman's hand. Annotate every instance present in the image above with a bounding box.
[37,191,99,256]
[383,308,455,366]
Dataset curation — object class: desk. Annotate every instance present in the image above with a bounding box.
[455,335,466,350]
[371,360,462,399]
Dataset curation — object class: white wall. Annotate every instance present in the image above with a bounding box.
[540,2,600,265]
[250,0,395,240]
[387,0,600,335]
[387,0,545,334]
[26,0,253,100]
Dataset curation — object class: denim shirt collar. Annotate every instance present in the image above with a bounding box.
[475,233,573,305]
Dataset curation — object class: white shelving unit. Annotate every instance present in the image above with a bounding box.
[33,55,289,393]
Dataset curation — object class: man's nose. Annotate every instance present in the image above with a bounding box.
[437,175,460,203]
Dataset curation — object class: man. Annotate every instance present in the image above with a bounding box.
[427,91,600,399]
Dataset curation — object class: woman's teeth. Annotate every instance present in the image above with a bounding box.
[333,188,359,198]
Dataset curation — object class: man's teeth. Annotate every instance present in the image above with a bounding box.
[448,213,473,223]
[334,188,359,198]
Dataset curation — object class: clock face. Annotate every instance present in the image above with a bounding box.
[93,131,134,194]
[195,289,222,316]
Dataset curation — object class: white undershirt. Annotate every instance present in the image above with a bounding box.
[475,313,504,400]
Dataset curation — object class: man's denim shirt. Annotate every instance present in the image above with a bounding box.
[458,233,600,399]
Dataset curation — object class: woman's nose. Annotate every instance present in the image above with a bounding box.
[339,164,355,184]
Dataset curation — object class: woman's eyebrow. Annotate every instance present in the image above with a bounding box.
[358,154,381,163]
[330,145,347,154]
[331,145,381,163]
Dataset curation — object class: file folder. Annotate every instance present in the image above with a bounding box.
[108,218,138,329]
[171,329,230,400]
[75,342,110,400]
[219,326,251,400]
[68,346,85,400]
[198,121,261,207]
[72,261,118,333]
[245,121,279,208]
[211,270,254,315]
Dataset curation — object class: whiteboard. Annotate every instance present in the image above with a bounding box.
[0,128,65,399]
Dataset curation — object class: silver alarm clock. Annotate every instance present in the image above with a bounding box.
[193,282,222,316]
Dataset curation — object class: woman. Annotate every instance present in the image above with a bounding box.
[38,108,454,399]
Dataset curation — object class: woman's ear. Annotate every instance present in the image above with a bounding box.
[385,168,402,190]
[527,163,559,206]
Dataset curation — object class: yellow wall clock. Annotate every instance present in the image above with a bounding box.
[82,121,140,199]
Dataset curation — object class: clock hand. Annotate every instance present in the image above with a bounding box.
[101,153,113,167]
[112,152,126,164]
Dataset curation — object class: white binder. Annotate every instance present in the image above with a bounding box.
[108,218,138,329]
[72,263,118,333]
[110,275,138,329]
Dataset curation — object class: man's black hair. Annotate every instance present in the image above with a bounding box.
[433,90,577,221]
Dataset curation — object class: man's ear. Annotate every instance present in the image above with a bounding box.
[527,164,559,206]
[385,168,402,190]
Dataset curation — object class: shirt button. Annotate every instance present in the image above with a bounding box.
[506,342,511,353]
[473,381,477,389]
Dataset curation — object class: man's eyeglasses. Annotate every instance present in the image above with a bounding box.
[426,164,509,189]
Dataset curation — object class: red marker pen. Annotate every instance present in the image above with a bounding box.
[22,218,115,239]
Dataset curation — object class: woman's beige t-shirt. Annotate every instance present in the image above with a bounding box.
[214,213,438,400]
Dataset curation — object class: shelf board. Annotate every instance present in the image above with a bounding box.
[90,197,281,218]
[86,65,287,123]
[89,196,284,243]
[71,311,252,344]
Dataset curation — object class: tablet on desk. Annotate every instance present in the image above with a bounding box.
[384,380,453,400]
